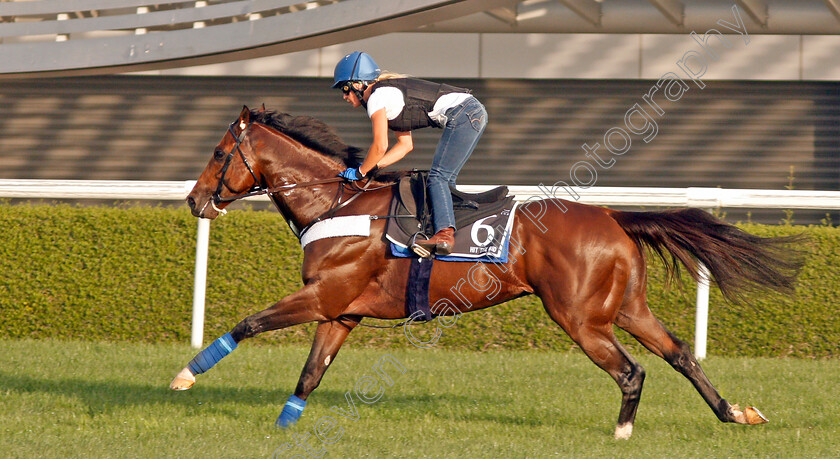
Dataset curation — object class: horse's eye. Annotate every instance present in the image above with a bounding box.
[213,149,225,161]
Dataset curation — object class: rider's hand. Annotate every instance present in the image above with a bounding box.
[338,167,363,181]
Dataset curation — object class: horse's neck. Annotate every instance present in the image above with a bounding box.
[259,129,347,232]
[268,181,343,233]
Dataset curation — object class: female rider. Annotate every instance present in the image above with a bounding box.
[333,51,488,257]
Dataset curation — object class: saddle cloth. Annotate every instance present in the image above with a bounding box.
[385,171,517,261]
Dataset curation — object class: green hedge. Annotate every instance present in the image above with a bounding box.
[1,202,837,358]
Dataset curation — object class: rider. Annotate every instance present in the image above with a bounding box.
[332,51,488,257]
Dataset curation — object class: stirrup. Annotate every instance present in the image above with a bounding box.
[409,232,433,258]
[411,237,454,258]
[410,243,433,258]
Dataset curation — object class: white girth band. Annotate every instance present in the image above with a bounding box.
[299,215,372,249]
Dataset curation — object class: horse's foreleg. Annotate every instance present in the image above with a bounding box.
[616,294,768,426]
[276,317,359,428]
[170,286,327,391]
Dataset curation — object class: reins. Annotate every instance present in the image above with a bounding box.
[294,176,393,238]
[212,121,349,205]
[216,176,346,203]
[210,120,411,239]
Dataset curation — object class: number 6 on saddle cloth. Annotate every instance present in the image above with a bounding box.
[385,171,517,262]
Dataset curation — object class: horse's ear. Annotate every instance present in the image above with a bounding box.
[239,105,251,130]
[259,103,266,112]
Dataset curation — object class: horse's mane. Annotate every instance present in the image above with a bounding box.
[250,108,406,182]
[250,109,365,167]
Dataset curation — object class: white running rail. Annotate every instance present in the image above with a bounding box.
[3,179,839,355]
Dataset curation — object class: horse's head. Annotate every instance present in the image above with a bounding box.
[187,105,391,223]
[187,106,263,219]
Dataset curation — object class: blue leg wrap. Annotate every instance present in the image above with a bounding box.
[187,333,238,375]
[275,395,307,428]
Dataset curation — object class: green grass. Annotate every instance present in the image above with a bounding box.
[1,339,838,459]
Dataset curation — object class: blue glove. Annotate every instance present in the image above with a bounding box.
[338,167,363,181]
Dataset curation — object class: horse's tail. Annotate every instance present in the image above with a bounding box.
[608,208,806,303]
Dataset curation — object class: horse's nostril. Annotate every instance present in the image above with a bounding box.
[186,196,196,209]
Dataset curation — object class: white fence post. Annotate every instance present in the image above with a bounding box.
[191,218,211,349]
[694,263,710,360]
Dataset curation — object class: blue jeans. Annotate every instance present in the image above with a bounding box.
[428,96,487,232]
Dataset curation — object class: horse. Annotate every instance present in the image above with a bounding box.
[170,106,803,439]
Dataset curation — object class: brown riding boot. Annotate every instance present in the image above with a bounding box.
[412,227,455,258]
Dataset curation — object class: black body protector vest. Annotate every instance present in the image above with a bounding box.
[369,78,471,132]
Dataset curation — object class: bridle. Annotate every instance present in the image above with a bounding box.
[208,121,262,213]
[206,120,394,237]
[208,121,344,209]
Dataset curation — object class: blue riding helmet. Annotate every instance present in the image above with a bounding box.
[332,51,380,88]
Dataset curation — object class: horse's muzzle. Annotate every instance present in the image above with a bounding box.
[186,194,226,219]
[186,195,209,218]
[186,195,200,216]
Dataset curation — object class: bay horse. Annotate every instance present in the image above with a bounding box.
[171,106,803,439]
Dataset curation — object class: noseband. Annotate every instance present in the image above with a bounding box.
[205,120,399,238]
[211,121,262,208]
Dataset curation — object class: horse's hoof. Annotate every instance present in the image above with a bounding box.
[614,423,633,440]
[731,404,768,425]
[170,367,196,391]
[744,406,768,425]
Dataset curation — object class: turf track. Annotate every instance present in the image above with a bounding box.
[1,339,837,458]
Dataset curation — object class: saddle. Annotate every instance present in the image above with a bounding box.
[386,170,515,257]
[387,171,517,320]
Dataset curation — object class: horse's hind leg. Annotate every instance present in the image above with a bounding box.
[615,293,768,426]
[575,325,646,440]
[275,317,358,427]
[539,283,647,439]
[555,317,646,439]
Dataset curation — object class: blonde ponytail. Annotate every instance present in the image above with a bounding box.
[375,71,409,82]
